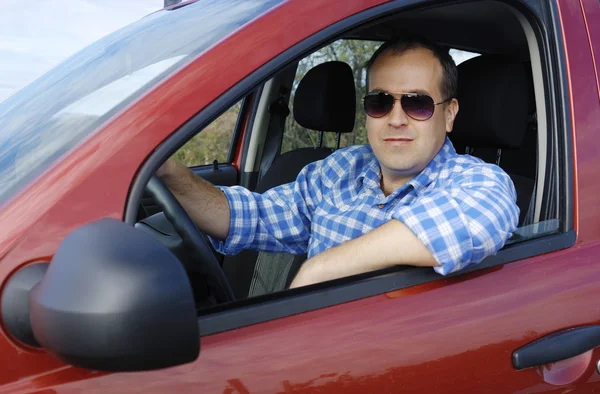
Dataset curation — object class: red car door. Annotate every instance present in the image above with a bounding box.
[581,0,600,97]
[1,0,599,393]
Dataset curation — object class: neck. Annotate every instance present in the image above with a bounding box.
[380,170,414,196]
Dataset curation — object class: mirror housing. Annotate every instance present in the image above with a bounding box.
[26,218,199,371]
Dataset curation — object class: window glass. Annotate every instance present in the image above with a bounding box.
[172,101,241,166]
[449,49,480,65]
[0,0,282,207]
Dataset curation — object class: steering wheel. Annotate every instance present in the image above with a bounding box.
[145,175,235,303]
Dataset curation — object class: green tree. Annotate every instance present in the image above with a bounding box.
[282,39,382,153]
[171,40,382,166]
[173,102,241,166]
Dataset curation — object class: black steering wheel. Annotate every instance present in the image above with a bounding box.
[145,175,235,303]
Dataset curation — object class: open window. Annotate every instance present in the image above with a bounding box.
[129,0,572,335]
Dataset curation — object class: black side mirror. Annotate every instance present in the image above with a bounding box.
[2,218,199,371]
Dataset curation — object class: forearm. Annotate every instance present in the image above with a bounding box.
[157,160,230,239]
[290,220,437,288]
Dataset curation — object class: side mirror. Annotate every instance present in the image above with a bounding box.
[2,218,199,371]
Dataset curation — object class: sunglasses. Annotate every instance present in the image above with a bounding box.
[363,92,452,121]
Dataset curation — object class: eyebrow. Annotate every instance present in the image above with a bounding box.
[369,87,433,96]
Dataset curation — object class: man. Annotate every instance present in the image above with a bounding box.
[158,34,519,289]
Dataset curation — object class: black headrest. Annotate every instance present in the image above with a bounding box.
[293,61,356,133]
[451,56,530,149]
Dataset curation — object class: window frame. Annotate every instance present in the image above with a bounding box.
[125,0,574,336]
[226,97,251,164]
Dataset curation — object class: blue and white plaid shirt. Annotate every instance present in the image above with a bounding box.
[211,137,519,275]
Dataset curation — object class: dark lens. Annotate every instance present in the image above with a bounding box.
[401,94,434,120]
[364,93,394,118]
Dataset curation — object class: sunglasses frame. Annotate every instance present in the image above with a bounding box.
[363,91,452,121]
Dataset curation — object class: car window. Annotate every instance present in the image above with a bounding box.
[449,49,480,65]
[127,2,580,368]
[171,101,241,166]
[281,41,480,153]
[135,1,569,336]
[0,0,283,207]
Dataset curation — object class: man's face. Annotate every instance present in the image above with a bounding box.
[366,48,459,184]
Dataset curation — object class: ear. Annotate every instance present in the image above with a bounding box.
[445,98,459,133]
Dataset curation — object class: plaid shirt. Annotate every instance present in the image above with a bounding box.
[211,137,519,275]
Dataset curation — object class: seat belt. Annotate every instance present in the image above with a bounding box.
[258,94,290,184]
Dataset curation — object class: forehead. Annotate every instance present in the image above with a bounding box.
[369,48,443,98]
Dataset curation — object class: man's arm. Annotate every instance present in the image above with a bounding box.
[290,220,437,288]
[291,164,519,288]
[210,160,322,255]
[157,159,230,239]
[158,156,324,256]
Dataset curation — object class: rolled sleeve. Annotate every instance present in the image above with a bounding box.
[209,186,258,254]
[209,161,322,255]
[392,165,519,275]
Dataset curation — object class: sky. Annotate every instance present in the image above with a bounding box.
[0,1,479,105]
[0,0,164,103]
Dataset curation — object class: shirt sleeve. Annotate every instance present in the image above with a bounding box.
[391,164,519,275]
[209,160,323,255]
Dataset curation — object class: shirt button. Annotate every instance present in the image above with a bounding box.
[377,204,385,209]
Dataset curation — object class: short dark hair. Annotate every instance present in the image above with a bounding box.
[366,34,457,101]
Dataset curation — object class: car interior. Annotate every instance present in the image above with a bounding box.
[133,0,564,310]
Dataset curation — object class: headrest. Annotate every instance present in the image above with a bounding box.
[451,56,530,149]
[293,61,356,133]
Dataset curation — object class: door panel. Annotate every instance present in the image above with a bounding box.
[7,242,599,393]
[191,246,599,394]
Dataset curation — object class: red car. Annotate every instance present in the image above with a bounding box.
[0,0,599,392]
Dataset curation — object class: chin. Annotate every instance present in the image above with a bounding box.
[383,162,423,176]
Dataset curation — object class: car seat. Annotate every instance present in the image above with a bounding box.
[450,55,537,226]
[221,61,357,298]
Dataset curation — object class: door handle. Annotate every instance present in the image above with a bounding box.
[512,325,600,370]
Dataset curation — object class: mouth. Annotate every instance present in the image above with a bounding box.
[383,137,414,145]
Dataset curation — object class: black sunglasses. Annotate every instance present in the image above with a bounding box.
[363,92,452,121]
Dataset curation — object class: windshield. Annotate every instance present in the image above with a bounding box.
[0,0,282,206]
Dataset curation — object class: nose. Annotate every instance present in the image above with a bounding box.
[387,99,409,127]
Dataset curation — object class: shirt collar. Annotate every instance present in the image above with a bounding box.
[357,146,382,191]
[406,136,456,194]
[357,136,457,194]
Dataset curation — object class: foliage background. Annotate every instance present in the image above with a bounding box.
[172,40,381,166]
[282,40,381,153]
[172,103,241,166]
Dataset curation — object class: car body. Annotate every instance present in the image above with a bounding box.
[0,0,599,392]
